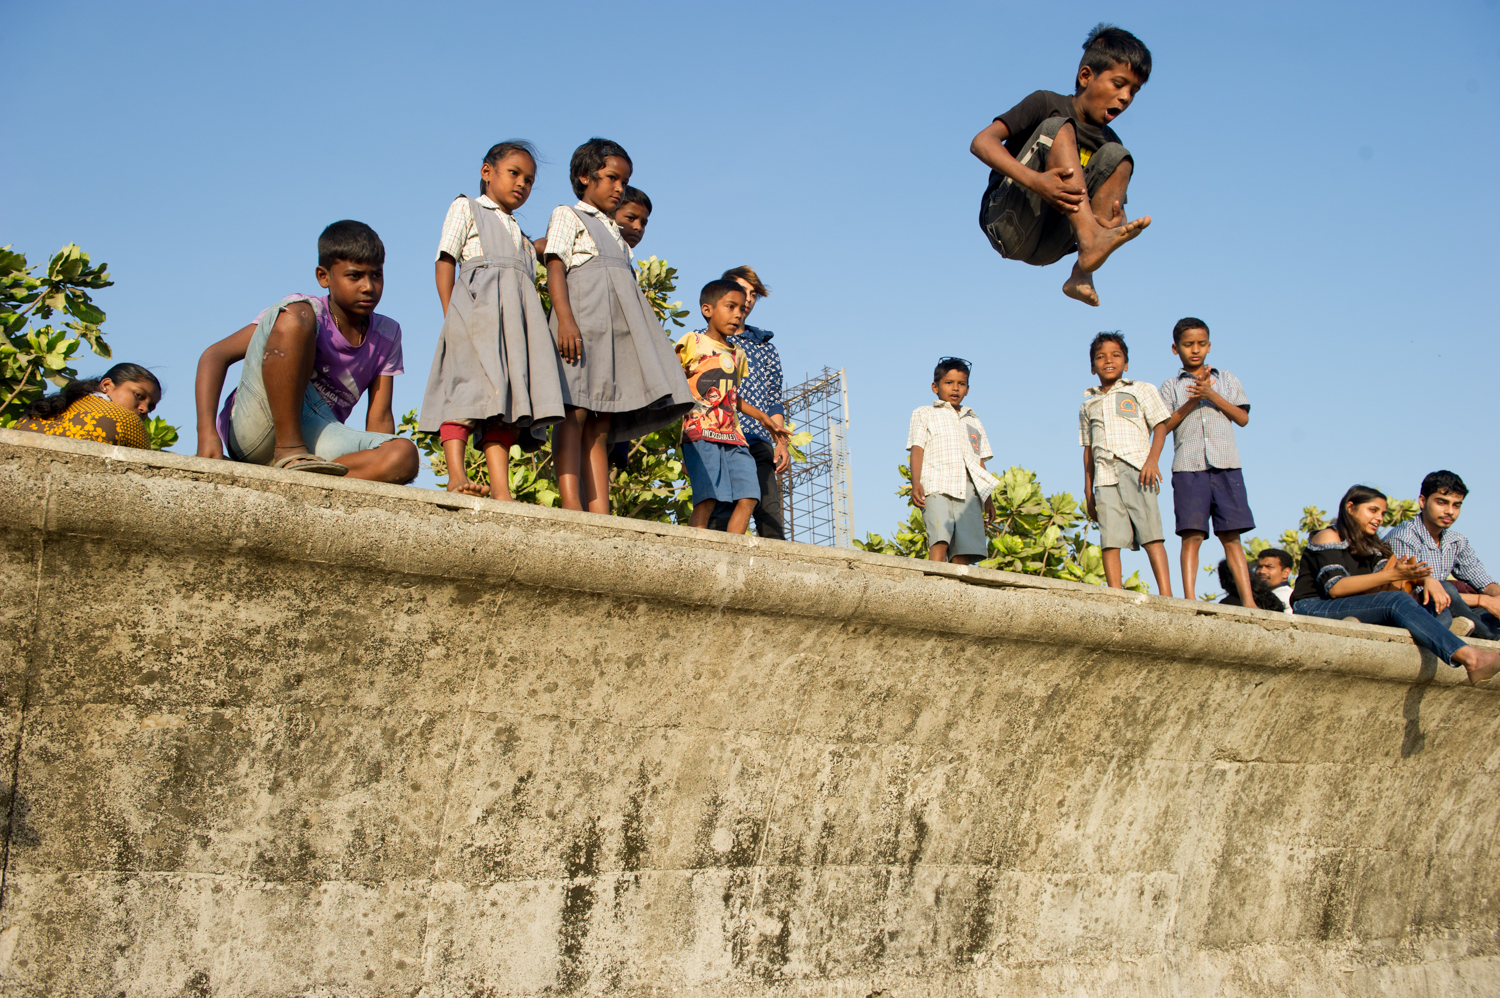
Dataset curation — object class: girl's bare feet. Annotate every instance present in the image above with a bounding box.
[1455,645,1500,685]
[1062,262,1099,306]
[1075,214,1152,273]
[446,478,486,496]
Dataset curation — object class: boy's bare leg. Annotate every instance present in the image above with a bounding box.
[1102,547,1123,588]
[263,308,318,461]
[951,554,978,566]
[1049,123,1150,304]
[1143,540,1174,597]
[1219,531,1255,607]
[689,497,717,529]
[929,541,950,563]
[556,407,587,510]
[726,497,757,535]
[581,414,612,514]
[334,438,420,483]
[482,440,512,501]
[1179,531,1206,601]
[441,437,486,495]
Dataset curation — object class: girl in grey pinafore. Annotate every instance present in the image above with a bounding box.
[548,209,693,443]
[418,196,566,439]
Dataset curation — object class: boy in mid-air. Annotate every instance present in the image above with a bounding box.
[971,24,1152,306]
[908,357,998,565]
[195,220,419,482]
[1079,332,1172,595]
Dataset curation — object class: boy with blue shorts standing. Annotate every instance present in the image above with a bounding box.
[1158,317,1255,605]
[675,280,786,534]
[908,357,997,565]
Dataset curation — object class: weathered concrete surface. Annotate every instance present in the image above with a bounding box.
[1,429,1498,998]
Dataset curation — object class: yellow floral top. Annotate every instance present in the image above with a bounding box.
[12,394,150,449]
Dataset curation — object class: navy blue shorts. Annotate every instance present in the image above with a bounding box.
[1172,468,1255,536]
[684,438,760,504]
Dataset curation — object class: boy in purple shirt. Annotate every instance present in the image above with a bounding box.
[194,220,418,482]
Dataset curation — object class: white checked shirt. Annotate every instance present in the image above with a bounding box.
[1157,367,1249,472]
[1078,379,1170,486]
[542,202,631,270]
[435,195,535,266]
[1384,518,1498,591]
[907,401,999,502]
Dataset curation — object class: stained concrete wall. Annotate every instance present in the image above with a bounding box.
[1,429,1497,998]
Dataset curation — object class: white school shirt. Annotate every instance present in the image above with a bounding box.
[542,201,631,270]
[435,195,534,267]
[907,401,999,502]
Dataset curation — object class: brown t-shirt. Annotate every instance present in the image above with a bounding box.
[995,90,1121,160]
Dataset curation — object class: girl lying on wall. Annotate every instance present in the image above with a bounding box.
[10,363,160,450]
[1291,484,1500,684]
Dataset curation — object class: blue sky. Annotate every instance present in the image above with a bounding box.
[5,0,1498,590]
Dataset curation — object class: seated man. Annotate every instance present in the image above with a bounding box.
[1215,558,1285,612]
[1385,470,1500,639]
[1254,548,1295,614]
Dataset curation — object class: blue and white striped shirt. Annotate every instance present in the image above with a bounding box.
[727,325,784,445]
[1384,517,1497,591]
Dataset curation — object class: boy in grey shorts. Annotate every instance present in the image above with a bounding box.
[908,357,998,565]
[1079,332,1174,595]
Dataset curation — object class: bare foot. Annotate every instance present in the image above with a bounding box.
[1459,646,1500,685]
[488,485,513,501]
[1076,215,1151,272]
[447,478,486,496]
[1062,263,1099,306]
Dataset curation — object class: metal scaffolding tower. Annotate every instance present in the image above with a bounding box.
[780,367,854,548]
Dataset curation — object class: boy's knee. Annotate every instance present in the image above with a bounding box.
[384,438,420,483]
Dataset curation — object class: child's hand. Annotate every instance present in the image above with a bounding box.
[1031,166,1087,214]
[196,431,224,461]
[557,316,582,363]
[983,496,995,523]
[911,479,927,509]
[773,440,790,473]
[1139,460,1162,490]
[1086,494,1098,522]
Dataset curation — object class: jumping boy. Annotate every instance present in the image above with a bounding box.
[194,220,419,482]
[1157,318,1256,605]
[971,24,1152,306]
[907,357,998,565]
[1079,332,1173,595]
[675,280,786,534]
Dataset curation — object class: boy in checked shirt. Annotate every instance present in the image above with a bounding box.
[908,357,998,564]
[1080,332,1174,595]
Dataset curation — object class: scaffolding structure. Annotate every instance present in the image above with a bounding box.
[780,367,853,548]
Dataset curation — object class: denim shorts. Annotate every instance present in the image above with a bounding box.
[979,115,1132,267]
[922,490,988,558]
[1172,468,1255,536]
[226,302,398,464]
[683,438,759,504]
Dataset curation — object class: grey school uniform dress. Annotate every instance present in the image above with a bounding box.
[418,196,566,439]
[550,209,693,444]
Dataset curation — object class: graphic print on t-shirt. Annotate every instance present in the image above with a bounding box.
[677,332,748,446]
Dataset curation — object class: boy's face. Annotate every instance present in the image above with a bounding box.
[730,277,759,317]
[1091,341,1127,385]
[701,289,747,337]
[579,155,631,214]
[1172,327,1211,370]
[613,202,649,247]
[316,259,384,317]
[1420,489,1464,530]
[1074,61,1144,127]
[1255,555,1291,588]
[482,152,536,213]
[932,368,970,407]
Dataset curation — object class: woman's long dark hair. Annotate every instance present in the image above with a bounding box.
[1333,484,1392,559]
[25,363,161,420]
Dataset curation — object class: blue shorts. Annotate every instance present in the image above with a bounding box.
[1172,468,1255,536]
[684,438,760,504]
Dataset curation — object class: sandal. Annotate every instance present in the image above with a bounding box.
[271,452,348,476]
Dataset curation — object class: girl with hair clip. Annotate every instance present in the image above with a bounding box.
[419,140,566,500]
[1291,484,1500,684]
[12,362,161,449]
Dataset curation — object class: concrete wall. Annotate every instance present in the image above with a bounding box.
[1,429,1497,998]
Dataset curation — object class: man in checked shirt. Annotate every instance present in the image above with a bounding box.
[1386,470,1500,639]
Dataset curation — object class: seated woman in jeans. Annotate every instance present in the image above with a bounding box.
[1292,484,1500,684]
